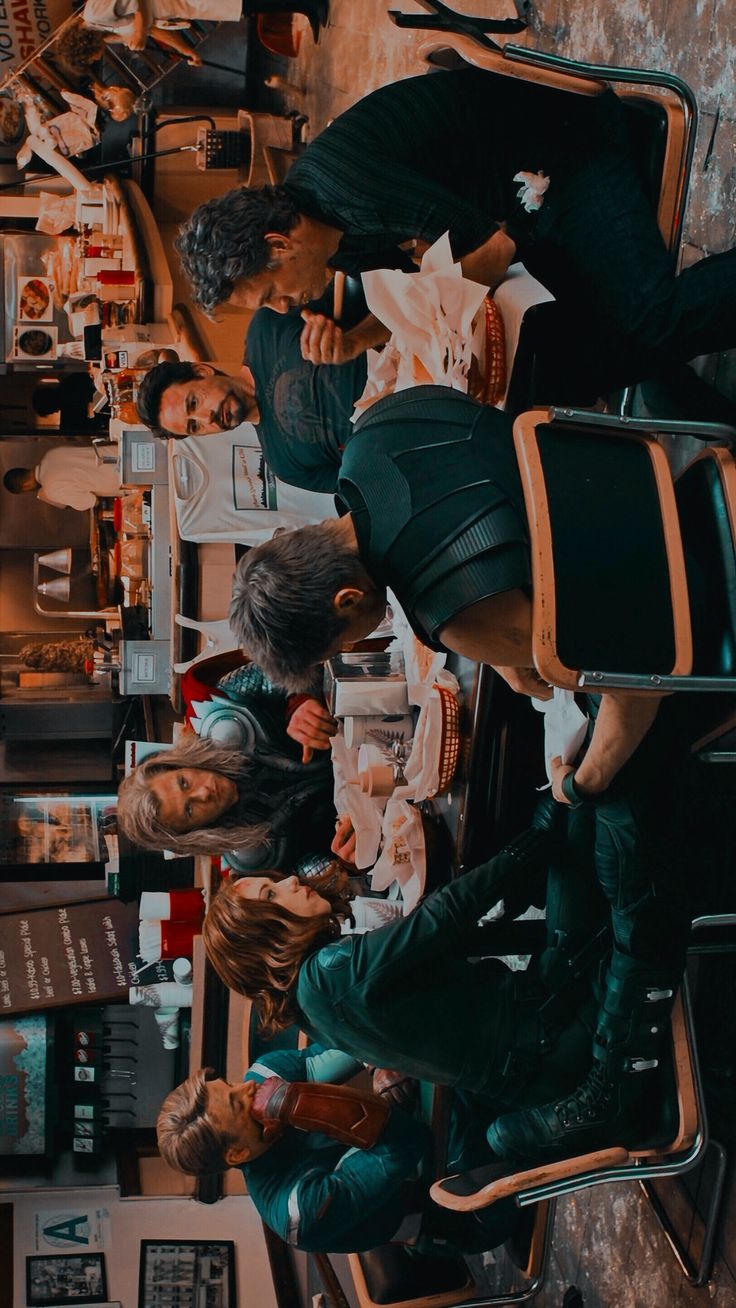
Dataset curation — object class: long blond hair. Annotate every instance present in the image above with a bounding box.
[116,734,270,857]
[202,871,349,1034]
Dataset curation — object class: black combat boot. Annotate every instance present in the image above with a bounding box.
[486,954,680,1162]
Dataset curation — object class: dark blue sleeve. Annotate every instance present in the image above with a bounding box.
[276,1109,431,1252]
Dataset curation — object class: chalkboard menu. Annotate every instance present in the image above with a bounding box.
[0,900,139,1015]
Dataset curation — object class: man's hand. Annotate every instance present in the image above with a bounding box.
[331,814,357,864]
[300,312,356,365]
[287,698,337,763]
[372,1067,418,1106]
[551,756,577,804]
[186,51,202,66]
[300,310,390,365]
[126,12,151,49]
[493,665,553,700]
[460,228,516,292]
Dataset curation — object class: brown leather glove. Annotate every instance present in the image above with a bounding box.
[251,1076,391,1149]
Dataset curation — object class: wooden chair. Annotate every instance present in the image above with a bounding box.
[430,981,705,1215]
[238,111,299,188]
[511,406,736,696]
[347,1247,475,1308]
[346,1074,554,1308]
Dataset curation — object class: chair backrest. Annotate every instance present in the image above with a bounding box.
[512,407,693,690]
[239,111,296,188]
[347,1246,475,1308]
[675,447,736,677]
[420,35,696,254]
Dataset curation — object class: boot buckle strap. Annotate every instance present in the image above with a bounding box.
[646,988,674,1002]
[627,1057,659,1072]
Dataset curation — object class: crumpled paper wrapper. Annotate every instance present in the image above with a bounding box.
[387,592,459,800]
[354,232,488,415]
[387,589,448,706]
[331,729,385,870]
[532,687,589,783]
[18,91,99,168]
[514,170,551,212]
[370,798,426,912]
[36,192,77,237]
[331,592,460,877]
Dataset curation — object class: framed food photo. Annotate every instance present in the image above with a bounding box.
[138,1241,236,1308]
[12,324,58,361]
[26,1253,108,1305]
[17,276,55,322]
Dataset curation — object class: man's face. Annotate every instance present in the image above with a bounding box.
[205,1077,270,1165]
[159,368,257,437]
[148,766,238,834]
[228,230,332,314]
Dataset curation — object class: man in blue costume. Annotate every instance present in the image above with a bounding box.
[157,1043,520,1254]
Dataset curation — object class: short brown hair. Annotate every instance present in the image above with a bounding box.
[157,1069,232,1176]
[202,872,347,1034]
[229,528,369,691]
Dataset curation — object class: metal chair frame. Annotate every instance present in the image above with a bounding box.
[431,979,705,1215]
[346,1201,555,1308]
[420,35,698,259]
[513,405,736,694]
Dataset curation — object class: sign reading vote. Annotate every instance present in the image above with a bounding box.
[0,899,139,1013]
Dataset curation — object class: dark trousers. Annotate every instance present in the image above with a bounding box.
[515,90,736,382]
[569,695,693,982]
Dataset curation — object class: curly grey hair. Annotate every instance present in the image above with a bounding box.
[229,526,370,691]
[175,185,301,318]
[116,734,270,857]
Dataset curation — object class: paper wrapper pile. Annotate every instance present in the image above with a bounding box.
[331,593,461,906]
[354,233,554,414]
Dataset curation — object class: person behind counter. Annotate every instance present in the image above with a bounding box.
[4,444,121,511]
[81,0,329,58]
[115,664,350,873]
[157,1043,520,1256]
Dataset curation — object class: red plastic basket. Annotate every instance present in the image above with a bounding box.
[480,294,507,406]
[431,684,461,796]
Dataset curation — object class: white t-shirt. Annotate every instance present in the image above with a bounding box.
[170,425,336,544]
[82,0,241,34]
[36,446,122,511]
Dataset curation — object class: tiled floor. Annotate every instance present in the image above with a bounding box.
[285,5,736,1304]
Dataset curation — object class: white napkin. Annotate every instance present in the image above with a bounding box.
[354,232,488,415]
[331,730,384,870]
[370,798,427,911]
[491,263,555,408]
[532,687,589,783]
[387,591,460,801]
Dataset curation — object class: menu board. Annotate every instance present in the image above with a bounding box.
[0,900,138,1014]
